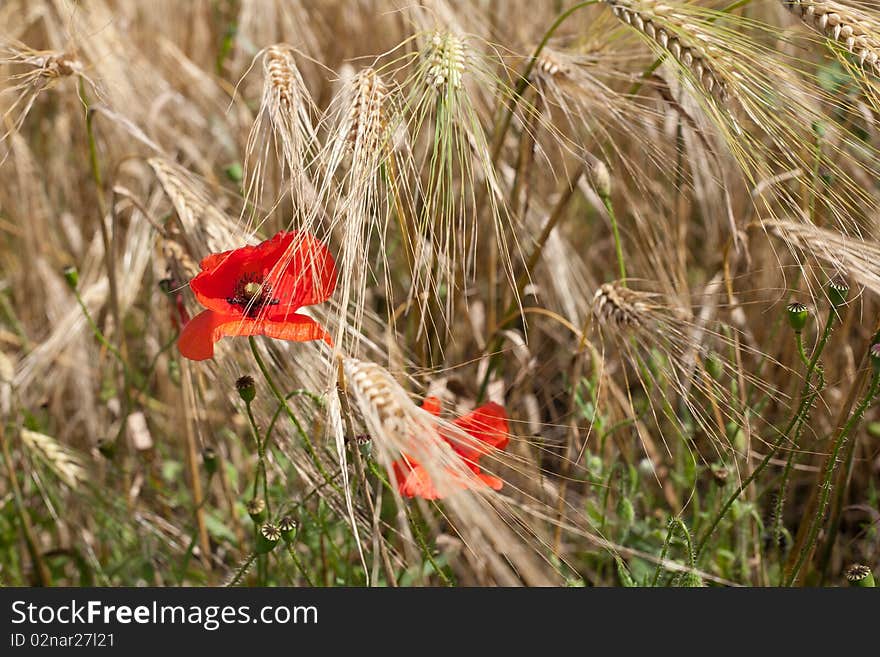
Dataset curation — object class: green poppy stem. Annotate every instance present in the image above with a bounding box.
[248,336,341,496]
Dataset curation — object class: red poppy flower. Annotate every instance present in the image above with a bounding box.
[178,231,337,361]
[392,397,510,500]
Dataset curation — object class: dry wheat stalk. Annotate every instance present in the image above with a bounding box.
[240,44,318,223]
[341,357,559,585]
[0,42,88,156]
[784,1,880,73]
[604,0,728,101]
[312,65,397,355]
[149,157,245,255]
[0,42,83,86]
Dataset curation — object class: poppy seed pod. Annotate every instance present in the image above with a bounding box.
[786,302,808,332]
[845,564,875,587]
[279,516,297,544]
[870,344,880,373]
[256,522,281,554]
[236,375,256,403]
[827,277,849,308]
[246,498,267,523]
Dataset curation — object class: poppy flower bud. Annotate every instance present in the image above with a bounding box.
[811,120,826,138]
[616,496,635,528]
[870,344,880,373]
[786,302,808,332]
[158,278,176,296]
[279,516,297,544]
[588,158,611,199]
[710,462,729,486]
[256,522,281,554]
[246,498,266,523]
[63,266,79,289]
[819,167,835,186]
[828,277,849,308]
[704,351,723,380]
[202,446,218,476]
[845,564,875,587]
[236,375,256,403]
[224,162,243,183]
[97,438,116,460]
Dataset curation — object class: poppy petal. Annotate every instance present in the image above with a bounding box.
[214,313,331,345]
[190,232,336,314]
[420,396,442,416]
[177,310,331,361]
[268,232,337,308]
[177,309,222,361]
[476,472,504,491]
[449,402,510,460]
[392,459,442,500]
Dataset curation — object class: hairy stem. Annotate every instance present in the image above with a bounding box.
[248,337,341,495]
[785,369,880,585]
[603,192,627,283]
[1,427,50,586]
[696,309,837,561]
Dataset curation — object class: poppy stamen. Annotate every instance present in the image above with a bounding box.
[227,272,280,317]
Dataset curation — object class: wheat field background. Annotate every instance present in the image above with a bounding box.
[1,0,878,587]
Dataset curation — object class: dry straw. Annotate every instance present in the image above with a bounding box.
[769,219,880,296]
[242,44,318,225]
[0,42,87,157]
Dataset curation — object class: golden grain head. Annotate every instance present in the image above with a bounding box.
[605,0,728,101]
[535,50,570,79]
[343,358,408,431]
[592,282,648,329]
[424,32,466,90]
[20,429,87,488]
[265,45,298,109]
[348,68,387,151]
[785,1,880,73]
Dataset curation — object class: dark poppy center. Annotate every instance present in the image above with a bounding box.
[227,272,280,317]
